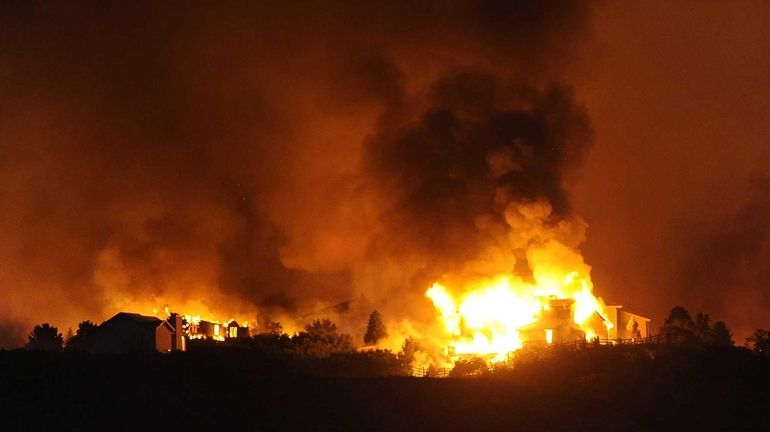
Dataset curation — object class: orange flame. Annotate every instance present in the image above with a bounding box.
[426,261,609,362]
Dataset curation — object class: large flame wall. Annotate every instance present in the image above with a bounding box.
[425,200,609,362]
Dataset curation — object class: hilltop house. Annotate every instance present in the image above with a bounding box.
[519,298,586,346]
[91,312,185,353]
[519,298,652,347]
[603,305,651,340]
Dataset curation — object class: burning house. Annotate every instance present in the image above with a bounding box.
[519,299,651,347]
[185,316,250,341]
[88,311,251,352]
[427,272,651,363]
[519,298,587,347]
[225,320,250,339]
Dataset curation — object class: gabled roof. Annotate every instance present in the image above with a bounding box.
[114,312,162,323]
[621,310,652,322]
[103,312,175,332]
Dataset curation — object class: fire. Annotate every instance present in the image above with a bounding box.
[426,270,609,362]
[421,199,616,364]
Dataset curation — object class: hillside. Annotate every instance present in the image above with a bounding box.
[1,345,768,431]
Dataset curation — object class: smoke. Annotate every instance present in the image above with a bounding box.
[0,1,593,346]
[0,319,27,349]
[360,74,591,291]
[569,2,770,341]
[677,174,770,340]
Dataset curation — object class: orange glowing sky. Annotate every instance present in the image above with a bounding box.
[0,1,768,347]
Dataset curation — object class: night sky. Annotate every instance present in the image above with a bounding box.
[1,1,768,347]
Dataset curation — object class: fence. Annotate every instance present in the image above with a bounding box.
[410,366,452,378]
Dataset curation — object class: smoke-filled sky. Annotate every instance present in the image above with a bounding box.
[1,1,768,347]
[571,2,770,341]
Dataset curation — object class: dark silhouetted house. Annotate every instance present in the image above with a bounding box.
[91,312,180,353]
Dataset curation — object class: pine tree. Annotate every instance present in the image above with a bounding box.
[364,310,388,345]
[663,306,695,331]
[398,337,420,369]
[711,321,734,346]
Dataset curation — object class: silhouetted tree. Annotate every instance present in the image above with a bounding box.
[711,321,734,346]
[248,332,293,353]
[26,323,63,351]
[66,320,99,351]
[449,357,488,377]
[303,319,339,338]
[266,321,283,335]
[664,306,695,331]
[256,314,283,335]
[695,312,712,341]
[292,318,354,357]
[363,310,388,345]
[746,329,770,357]
[399,337,419,360]
[397,337,420,371]
[660,306,700,345]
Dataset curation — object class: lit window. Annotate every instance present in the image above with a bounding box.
[545,329,553,344]
[229,326,238,338]
[214,324,220,336]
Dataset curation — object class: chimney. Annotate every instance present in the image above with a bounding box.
[169,313,186,351]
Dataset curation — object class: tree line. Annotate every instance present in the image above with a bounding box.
[21,306,770,363]
[661,305,770,357]
[20,310,415,376]
[22,309,390,351]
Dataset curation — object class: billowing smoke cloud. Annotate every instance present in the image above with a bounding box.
[0,1,592,346]
[360,74,591,296]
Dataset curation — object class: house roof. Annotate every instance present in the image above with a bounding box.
[621,310,652,322]
[115,312,162,323]
[605,305,651,321]
[103,312,175,332]
[519,316,581,331]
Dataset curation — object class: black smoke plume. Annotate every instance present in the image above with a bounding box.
[0,1,592,346]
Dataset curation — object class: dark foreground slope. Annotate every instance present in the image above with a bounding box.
[1,345,768,431]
